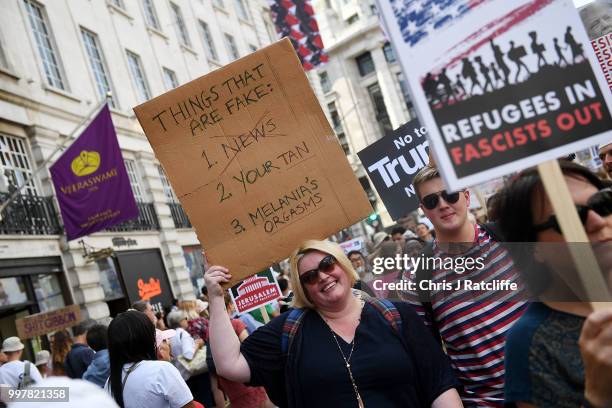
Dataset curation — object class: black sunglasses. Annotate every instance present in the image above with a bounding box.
[534,187,612,234]
[421,191,461,210]
[299,255,336,285]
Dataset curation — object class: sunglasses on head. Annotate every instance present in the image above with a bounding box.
[299,255,336,285]
[534,187,612,234]
[421,191,461,210]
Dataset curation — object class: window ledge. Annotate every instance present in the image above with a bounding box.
[180,44,198,57]
[146,26,168,41]
[213,5,229,15]
[107,2,134,21]
[0,67,20,81]
[238,17,254,27]
[109,107,132,119]
[43,85,81,102]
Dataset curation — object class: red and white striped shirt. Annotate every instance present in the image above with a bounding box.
[400,224,527,407]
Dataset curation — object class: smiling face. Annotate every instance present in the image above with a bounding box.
[418,177,470,236]
[298,250,352,310]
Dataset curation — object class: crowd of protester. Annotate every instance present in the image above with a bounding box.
[0,147,610,408]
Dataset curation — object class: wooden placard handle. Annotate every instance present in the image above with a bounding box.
[537,160,611,311]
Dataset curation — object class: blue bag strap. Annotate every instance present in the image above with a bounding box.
[281,307,308,356]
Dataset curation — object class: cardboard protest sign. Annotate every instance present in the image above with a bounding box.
[134,38,372,285]
[228,269,282,315]
[377,0,612,190]
[16,304,82,339]
[357,119,430,220]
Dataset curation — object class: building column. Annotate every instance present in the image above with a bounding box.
[26,125,110,320]
[371,47,406,129]
[136,151,195,300]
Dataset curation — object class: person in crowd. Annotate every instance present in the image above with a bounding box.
[391,226,406,245]
[400,165,527,407]
[65,319,95,379]
[107,310,195,408]
[599,142,612,179]
[156,328,176,362]
[278,277,294,314]
[0,337,43,388]
[16,376,120,408]
[180,300,209,343]
[34,350,50,378]
[131,300,158,326]
[366,231,390,267]
[370,240,403,298]
[0,351,7,365]
[403,237,425,259]
[156,311,168,331]
[580,308,612,408]
[200,286,208,304]
[83,324,110,388]
[205,239,462,408]
[208,294,273,408]
[167,310,213,407]
[225,295,264,334]
[491,161,612,408]
[50,329,71,376]
[415,222,434,243]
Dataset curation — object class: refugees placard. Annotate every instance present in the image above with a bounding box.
[377,0,612,190]
[228,269,282,315]
[357,120,430,220]
[134,38,372,285]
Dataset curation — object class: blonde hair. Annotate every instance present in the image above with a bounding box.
[289,239,358,309]
[412,165,439,198]
[178,300,200,320]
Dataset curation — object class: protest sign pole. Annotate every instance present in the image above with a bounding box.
[260,306,270,323]
[0,96,110,221]
[537,160,612,311]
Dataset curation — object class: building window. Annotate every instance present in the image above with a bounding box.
[162,67,178,90]
[170,2,191,47]
[367,82,393,135]
[199,21,218,61]
[383,42,396,63]
[397,72,416,118]
[183,246,206,298]
[224,33,240,60]
[142,0,160,30]
[328,102,350,155]
[123,159,144,202]
[355,51,375,77]
[235,0,251,21]
[96,258,125,300]
[126,50,151,102]
[24,0,66,90]
[157,164,177,202]
[263,11,277,43]
[32,273,65,312]
[0,134,37,196]
[347,14,359,25]
[0,41,8,70]
[81,29,116,108]
[319,71,332,93]
[109,0,125,9]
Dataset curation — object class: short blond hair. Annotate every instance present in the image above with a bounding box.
[412,165,439,198]
[288,240,358,309]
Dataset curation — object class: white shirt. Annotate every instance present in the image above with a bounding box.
[0,360,43,388]
[169,328,196,380]
[109,360,192,408]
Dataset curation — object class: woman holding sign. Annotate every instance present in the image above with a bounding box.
[205,240,462,408]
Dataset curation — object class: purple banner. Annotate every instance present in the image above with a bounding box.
[50,105,138,241]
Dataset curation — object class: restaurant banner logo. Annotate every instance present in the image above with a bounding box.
[50,105,139,240]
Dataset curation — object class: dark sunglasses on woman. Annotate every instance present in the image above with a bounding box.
[421,190,461,210]
[299,255,337,285]
[534,187,612,233]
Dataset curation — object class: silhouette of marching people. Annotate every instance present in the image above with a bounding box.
[424,25,587,108]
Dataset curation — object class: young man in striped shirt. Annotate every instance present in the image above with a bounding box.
[399,165,527,407]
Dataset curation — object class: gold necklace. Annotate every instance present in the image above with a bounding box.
[320,299,366,408]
